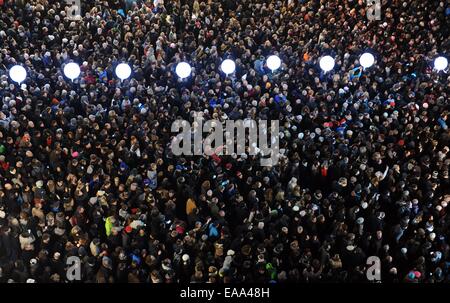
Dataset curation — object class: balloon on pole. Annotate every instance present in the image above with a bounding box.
[359,52,375,69]
[434,56,448,71]
[175,62,192,79]
[266,55,282,72]
[63,62,81,81]
[221,59,236,76]
[115,63,132,81]
[319,56,335,72]
[9,65,27,84]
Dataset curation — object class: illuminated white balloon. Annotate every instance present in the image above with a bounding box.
[221,59,236,75]
[115,63,132,80]
[9,65,27,84]
[434,56,448,71]
[175,62,192,79]
[63,62,81,81]
[359,52,375,69]
[319,55,335,72]
[267,55,282,72]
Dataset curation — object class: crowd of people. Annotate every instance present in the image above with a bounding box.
[0,0,449,283]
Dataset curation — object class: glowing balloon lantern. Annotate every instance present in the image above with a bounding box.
[319,55,335,72]
[434,56,448,71]
[359,52,375,69]
[115,63,132,80]
[221,59,236,75]
[267,55,282,72]
[175,62,192,79]
[9,65,27,84]
[63,62,81,81]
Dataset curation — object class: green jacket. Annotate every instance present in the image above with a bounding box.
[105,217,113,237]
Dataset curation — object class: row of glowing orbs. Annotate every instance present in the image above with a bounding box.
[320,53,376,72]
[8,62,132,84]
[177,53,447,78]
[177,54,366,77]
[322,54,448,72]
[63,62,132,81]
[176,55,282,79]
[7,55,449,84]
